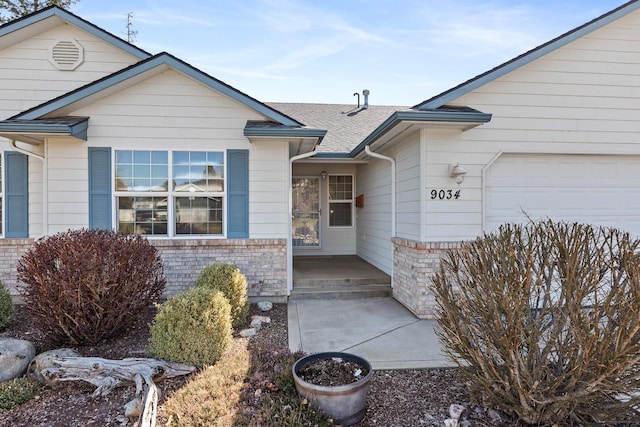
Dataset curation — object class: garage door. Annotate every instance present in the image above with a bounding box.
[485,154,640,236]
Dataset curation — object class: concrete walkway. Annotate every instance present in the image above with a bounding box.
[288,297,454,370]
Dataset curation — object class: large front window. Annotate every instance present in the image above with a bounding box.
[115,150,225,236]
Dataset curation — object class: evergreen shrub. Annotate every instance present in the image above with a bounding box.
[0,281,14,331]
[195,263,249,329]
[147,287,232,368]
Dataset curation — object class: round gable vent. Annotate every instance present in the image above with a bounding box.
[49,39,84,71]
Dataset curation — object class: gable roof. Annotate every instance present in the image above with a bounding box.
[414,0,640,110]
[7,51,304,127]
[0,5,150,59]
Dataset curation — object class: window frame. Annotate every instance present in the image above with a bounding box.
[327,174,354,228]
[112,149,227,238]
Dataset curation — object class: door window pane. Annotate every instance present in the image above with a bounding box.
[328,175,353,227]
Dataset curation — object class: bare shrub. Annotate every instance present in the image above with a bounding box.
[433,220,640,425]
[17,228,166,345]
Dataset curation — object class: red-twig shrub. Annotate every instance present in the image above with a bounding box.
[433,220,640,425]
[17,228,166,345]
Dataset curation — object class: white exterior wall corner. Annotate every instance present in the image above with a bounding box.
[422,8,640,242]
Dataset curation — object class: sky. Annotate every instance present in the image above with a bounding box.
[69,0,628,106]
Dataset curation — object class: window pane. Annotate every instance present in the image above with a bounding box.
[175,196,223,235]
[329,202,352,227]
[328,175,352,200]
[117,196,168,235]
[115,150,168,193]
[173,151,224,193]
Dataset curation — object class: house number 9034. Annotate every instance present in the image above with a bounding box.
[430,189,461,200]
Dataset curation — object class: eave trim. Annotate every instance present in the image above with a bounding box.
[350,109,492,157]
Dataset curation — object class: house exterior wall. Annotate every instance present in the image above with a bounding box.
[423,12,640,243]
[0,24,140,119]
[389,11,640,318]
[355,156,393,274]
[2,69,292,300]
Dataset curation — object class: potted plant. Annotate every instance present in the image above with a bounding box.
[292,351,372,426]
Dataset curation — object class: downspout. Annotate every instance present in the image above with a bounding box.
[364,145,395,287]
[287,147,318,295]
[11,139,47,236]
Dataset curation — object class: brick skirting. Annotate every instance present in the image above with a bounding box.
[0,239,34,296]
[392,237,462,319]
[151,239,287,298]
[1,238,287,301]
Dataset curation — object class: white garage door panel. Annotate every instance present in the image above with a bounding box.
[485,154,640,237]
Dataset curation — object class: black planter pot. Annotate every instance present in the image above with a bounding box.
[292,352,372,426]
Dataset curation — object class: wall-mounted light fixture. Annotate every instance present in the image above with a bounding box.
[320,170,328,180]
[449,163,467,184]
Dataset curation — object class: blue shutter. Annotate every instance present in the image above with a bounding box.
[88,147,112,229]
[4,151,28,238]
[227,149,249,238]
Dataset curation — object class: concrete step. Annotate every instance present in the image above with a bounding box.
[293,277,391,287]
[289,283,392,300]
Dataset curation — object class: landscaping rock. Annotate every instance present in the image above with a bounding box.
[250,318,262,331]
[27,348,82,385]
[257,301,272,312]
[251,315,271,324]
[0,338,36,382]
[239,328,256,337]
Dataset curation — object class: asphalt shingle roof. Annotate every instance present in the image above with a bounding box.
[267,102,408,154]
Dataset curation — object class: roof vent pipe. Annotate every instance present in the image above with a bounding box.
[363,89,370,109]
[353,92,360,108]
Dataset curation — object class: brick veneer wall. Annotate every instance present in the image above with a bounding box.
[151,238,287,300]
[1,238,287,302]
[0,239,34,296]
[392,237,461,319]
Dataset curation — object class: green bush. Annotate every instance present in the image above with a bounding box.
[17,228,166,345]
[433,220,640,425]
[147,287,232,368]
[0,377,41,409]
[195,263,249,329]
[0,281,14,331]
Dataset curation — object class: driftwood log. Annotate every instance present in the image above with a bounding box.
[28,353,195,427]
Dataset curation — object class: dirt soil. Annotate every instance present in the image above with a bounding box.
[0,303,515,427]
[297,357,370,386]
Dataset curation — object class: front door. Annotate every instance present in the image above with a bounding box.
[292,177,320,248]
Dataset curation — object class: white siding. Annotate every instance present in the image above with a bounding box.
[46,139,88,233]
[394,135,422,241]
[422,10,640,241]
[355,156,393,274]
[1,21,142,236]
[250,140,289,238]
[0,24,140,119]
